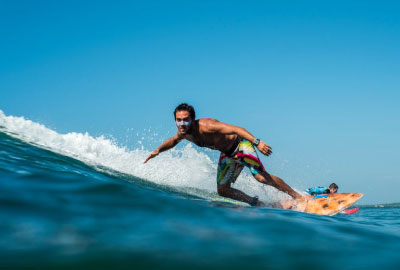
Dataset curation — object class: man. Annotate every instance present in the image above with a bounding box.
[144,103,302,206]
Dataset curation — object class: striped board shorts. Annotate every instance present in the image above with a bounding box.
[217,138,265,185]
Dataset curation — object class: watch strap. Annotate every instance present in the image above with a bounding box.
[253,138,260,146]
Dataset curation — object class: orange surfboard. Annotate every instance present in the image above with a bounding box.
[279,193,363,216]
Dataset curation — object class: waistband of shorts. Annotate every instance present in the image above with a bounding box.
[224,136,241,157]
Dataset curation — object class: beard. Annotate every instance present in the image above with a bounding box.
[178,124,192,135]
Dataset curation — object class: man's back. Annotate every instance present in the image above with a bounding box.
[305,186,329,195]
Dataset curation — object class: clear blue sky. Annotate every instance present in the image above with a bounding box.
[1,0,399,203]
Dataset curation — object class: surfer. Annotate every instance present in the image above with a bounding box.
[144,103,302,206]
[305,183,338,195]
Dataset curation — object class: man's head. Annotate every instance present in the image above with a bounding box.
[329,183,338,194]
[174,103,196,135]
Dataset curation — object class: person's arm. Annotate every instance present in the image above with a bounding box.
[143,134,182,163]
[205,119,272,156]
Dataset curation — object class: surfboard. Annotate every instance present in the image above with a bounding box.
[279,193,363,216]
[210,197,248,206]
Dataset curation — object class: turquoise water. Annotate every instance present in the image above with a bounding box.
[1,116,400,269]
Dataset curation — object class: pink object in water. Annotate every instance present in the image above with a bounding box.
[342,207,359,214]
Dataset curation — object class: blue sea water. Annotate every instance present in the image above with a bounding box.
[1,112,400,269]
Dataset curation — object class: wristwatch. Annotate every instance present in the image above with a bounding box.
[253,138,260,146]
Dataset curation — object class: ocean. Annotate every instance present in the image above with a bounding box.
[1,110,399,270]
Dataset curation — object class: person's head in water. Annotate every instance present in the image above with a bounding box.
[174,103,195,135]
[329,183,338,194]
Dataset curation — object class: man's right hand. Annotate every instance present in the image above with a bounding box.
[144,150,159,163]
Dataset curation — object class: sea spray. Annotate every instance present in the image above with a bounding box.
[0,110,288,203]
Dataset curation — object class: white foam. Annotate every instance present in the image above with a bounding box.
[0,110,290,203]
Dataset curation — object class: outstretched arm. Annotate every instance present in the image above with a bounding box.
[205,119,272,156]
[143,134,182,163]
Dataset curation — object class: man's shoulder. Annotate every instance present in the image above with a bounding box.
[198,118,219,125]
[198,118,224,131]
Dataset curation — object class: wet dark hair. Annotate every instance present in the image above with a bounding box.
[174,103,196,120]
[329,183,339,190]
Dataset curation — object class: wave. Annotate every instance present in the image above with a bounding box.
[0,110,288,203]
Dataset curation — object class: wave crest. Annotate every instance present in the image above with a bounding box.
[0,110,289,203]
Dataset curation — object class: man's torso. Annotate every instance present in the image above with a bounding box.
[182,119,237,153]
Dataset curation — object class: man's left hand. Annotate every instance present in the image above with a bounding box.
[257,141,272,156]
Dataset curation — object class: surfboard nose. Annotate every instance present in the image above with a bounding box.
[352,193,364,199]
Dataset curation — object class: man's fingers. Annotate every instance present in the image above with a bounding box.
[263,146,272,156]
[144,152,158,163]
[144,154,152,163]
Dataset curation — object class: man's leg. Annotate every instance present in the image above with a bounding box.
[216,152,263,206]
[253,171,302,199]
[217,182,263,206]
[231,139,302,200]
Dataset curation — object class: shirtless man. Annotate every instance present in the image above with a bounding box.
[144,103,302,206]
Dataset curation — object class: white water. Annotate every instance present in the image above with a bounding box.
[0,110,290,203]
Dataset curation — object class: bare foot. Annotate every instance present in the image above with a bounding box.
[292,192,304,200]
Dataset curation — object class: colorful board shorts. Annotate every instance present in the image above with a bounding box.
[217,138,265,185]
